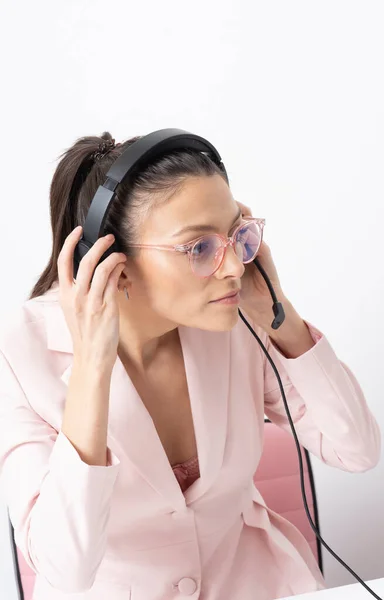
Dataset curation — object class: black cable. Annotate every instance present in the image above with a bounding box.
[239,309,383,600]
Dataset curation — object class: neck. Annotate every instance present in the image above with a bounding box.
[117,294,179,372]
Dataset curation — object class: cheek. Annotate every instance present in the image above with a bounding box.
[138,252,203,299]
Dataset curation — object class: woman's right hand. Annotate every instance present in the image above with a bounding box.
[57,226,127,370]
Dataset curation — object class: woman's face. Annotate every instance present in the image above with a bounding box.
[124,174,246,332]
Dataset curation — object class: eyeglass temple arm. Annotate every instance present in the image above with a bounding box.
[129,244,183,252]
[252,257,285,330]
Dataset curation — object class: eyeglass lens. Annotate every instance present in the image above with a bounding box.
[191,221,262,276]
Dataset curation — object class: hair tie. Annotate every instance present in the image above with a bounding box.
[92,138,120,162]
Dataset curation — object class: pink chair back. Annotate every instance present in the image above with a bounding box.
[254,419,322,571]
[16,546,35,600]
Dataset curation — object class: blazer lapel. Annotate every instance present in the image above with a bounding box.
[107,356,188,511]
[178,325,230,504]
[44,292,230,509]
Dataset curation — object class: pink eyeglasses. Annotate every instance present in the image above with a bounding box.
[129,217,265,278]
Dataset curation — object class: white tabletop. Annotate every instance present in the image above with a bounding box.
[280,578,384,599]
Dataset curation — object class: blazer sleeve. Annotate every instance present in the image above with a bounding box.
[0,349,121,593]
[257,321,381,472]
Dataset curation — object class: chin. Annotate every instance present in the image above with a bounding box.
[193,309,239,332]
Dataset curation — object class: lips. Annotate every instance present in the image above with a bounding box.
[211,289,241,302]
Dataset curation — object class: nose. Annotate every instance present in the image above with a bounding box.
[214,243,245,280]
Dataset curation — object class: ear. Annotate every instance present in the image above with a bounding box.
[117,256,140,291]
[117,265,130,290]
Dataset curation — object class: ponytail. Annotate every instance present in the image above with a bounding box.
[28,132,117,300]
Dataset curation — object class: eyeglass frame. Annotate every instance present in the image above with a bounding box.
[128,216,265,278]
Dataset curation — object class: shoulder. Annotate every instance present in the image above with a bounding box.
[0,282,62,365]
[0,283,69,431]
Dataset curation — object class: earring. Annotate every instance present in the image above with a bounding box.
[123,286,129,300]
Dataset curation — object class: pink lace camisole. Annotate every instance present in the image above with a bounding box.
[171,455,200,493]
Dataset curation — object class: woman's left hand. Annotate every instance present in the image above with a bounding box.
[236,201,286,328]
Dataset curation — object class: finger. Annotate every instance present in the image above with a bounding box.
[104,261,127,304]
[260,240,271,253]
[236,200,252,217]
[75,234,119,295]
[87,252,127,307]
[57,226,83,292]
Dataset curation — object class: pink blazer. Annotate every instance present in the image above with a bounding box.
[0,282,380,600]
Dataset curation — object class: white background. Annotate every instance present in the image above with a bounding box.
[0,1,383,598]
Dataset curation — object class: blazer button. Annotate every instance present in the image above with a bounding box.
[177,577,197,595]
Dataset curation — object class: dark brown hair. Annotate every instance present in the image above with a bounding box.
[28,131,226,300]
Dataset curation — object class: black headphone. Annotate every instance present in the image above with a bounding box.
[73,127,285,330]
[73,127,381,599]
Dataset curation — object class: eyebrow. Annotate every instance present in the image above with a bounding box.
[172,207,242,238]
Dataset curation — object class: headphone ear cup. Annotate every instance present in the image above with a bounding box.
[73,238,92,280]
[73,239,120,281]
[98,240,119,265]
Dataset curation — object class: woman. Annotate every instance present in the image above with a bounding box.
[0,131,380,600]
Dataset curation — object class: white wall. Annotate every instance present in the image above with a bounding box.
[0,0,383,597]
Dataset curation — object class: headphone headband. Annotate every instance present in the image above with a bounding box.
[106,128,227,185]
